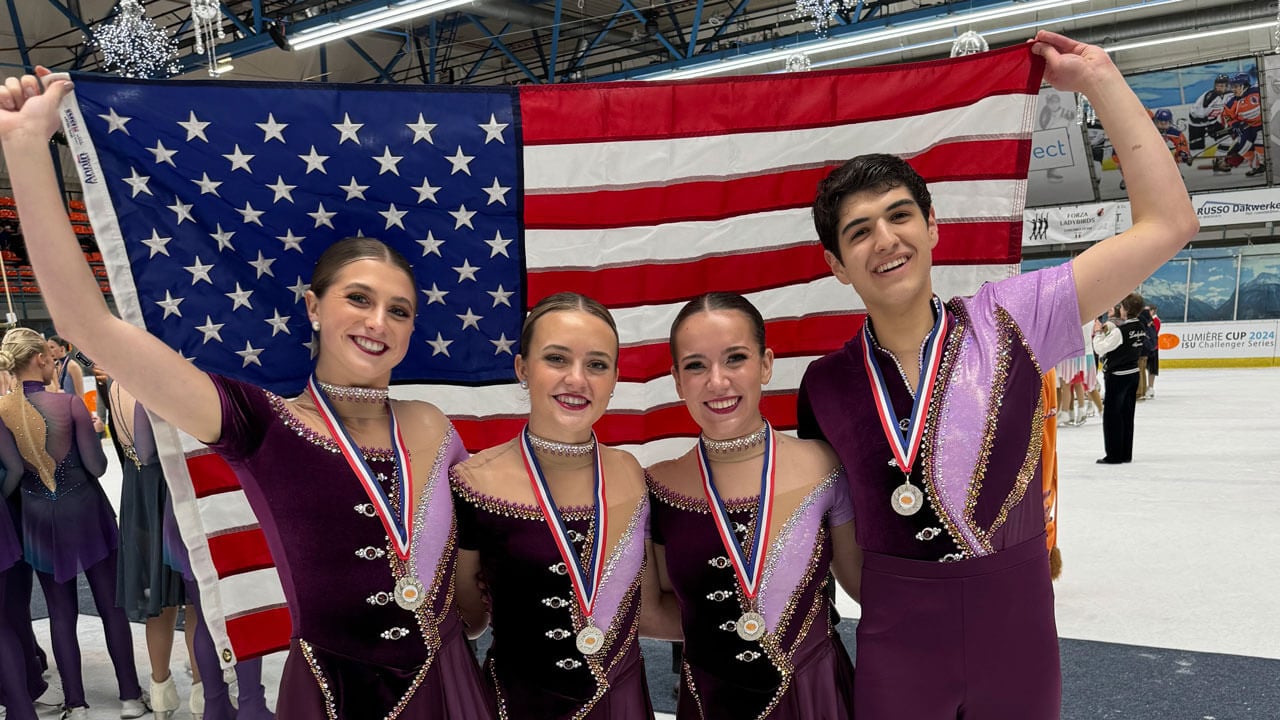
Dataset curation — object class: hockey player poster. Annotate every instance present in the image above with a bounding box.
[1026,89,1095,207]
[1087,58,1265,200]
[1265,54,1280,164]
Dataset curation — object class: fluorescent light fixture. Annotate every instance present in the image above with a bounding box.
[643,0,1086,80]
[1104,20,1275,52]
[793,0,1185,72]
[288,0,475,50]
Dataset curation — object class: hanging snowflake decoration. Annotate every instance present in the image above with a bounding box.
[793,0,858,35]
[950,30,989,58]
[785,53,812,72]
[191,0,228,75]
[90,0,179,79]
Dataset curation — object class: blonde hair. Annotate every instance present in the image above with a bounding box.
[0,328,56,490]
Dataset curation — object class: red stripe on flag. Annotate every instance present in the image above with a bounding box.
[524,139,1030,230]
[617,313,865,383]
[528,245,829,309]
[527,224,1017,309]
[207,528,276,578]
[520,45,1042,144]
[908,139,1032,183]
[453,392,800,452]
[186,453,242,498]
[936,221,1022,266]
[226,607,292,662]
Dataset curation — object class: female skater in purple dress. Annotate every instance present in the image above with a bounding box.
[646,293,862,719]
[0,69,494,720]
[0,420,36,720]
[452,293,679,719]
[0,328,145,719]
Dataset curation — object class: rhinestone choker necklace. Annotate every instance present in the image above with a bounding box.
[317,381,389,404]
[527,431,596,457]
[700,424,768,454]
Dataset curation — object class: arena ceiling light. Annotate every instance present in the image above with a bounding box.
[1104,20,1276,53]
[795,0,1186,73]
[287,0,476,50]
[642,0,1087,81]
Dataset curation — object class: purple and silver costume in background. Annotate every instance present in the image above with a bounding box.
[11,381,142,710]
[208,375,493,719]
[799,264,1083,719]
[648,463,856,719]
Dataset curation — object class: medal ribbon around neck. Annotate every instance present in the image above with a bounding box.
[861,298,949,481]
[521,425,608,622]
[697,421,777,603]
[307,375,414,562]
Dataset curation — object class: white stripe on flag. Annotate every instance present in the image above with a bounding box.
[524,94,1033,191]
[195,492,263,536]
[218,569,289,618]
[524,180,1023,269]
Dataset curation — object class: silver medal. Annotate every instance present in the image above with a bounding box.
[393,576,426,611]
[891,482,923,516]
[576,624,605,656]
[736,611,766,641]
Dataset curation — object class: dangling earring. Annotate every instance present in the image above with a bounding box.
[519,379,528,390]
[311,320,321,332]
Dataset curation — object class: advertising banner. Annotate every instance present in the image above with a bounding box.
[1192,187,1280,227]
[1022,201,1126,246]
[1026,89,1096,207]
[1087,58,1264,200]
[1158,320,1279,366]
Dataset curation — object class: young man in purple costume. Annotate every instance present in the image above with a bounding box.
[796,31,1199,719]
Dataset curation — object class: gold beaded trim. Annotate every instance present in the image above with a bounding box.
[973,309,1044,546]
[921,300,975,556]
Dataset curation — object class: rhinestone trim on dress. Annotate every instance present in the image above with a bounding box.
[316,381,389,403]
[700,424,767,454]
[526,432,596,457]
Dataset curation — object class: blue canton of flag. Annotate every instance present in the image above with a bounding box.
[70,76,524,394]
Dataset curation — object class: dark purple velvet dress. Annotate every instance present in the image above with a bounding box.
[797,264,1084,720]
[208,375,494,719]
[452,454,653,720]
[648,461,855,719]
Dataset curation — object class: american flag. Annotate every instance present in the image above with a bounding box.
[61,43,1043,666]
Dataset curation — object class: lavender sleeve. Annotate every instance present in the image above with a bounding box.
[70,394,108,478]
[972,262,1084,371]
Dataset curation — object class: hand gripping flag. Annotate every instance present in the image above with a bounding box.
[59,43,1043,667]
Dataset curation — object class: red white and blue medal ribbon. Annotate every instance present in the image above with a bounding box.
[307,376,423,610]
[521,426,608,656]
[697,421,776,641]
[861,298,948,516]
